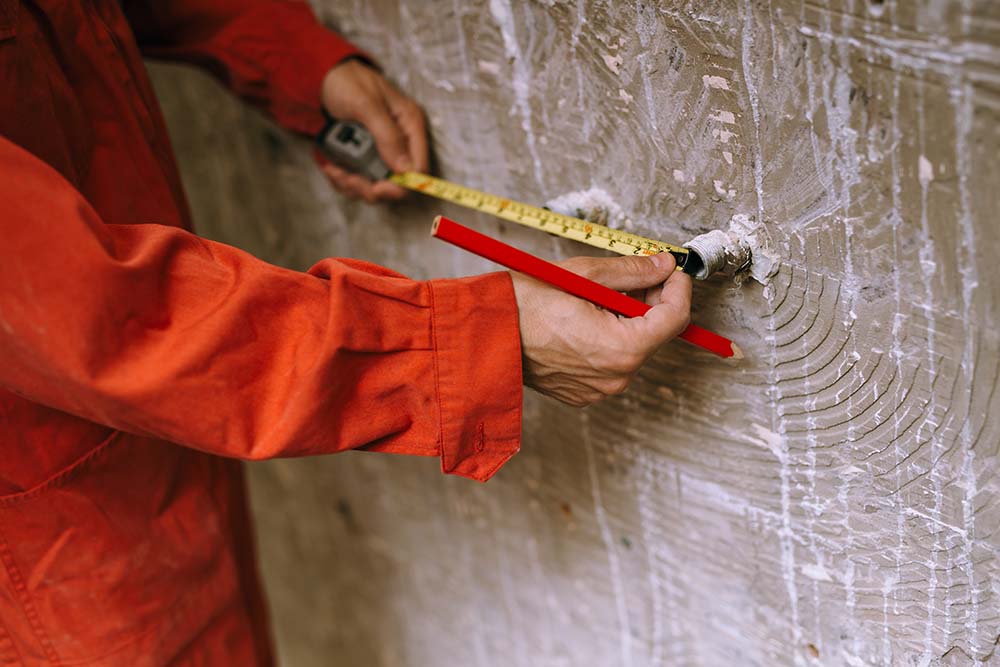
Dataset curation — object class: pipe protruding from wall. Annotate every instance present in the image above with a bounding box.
[683,228,753,280]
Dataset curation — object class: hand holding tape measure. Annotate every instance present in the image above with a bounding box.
[317,59,429,202]
[317,118,739,359]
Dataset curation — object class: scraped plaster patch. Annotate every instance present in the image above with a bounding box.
[918,155,934,186]
[478,60,502,76]
[545,187,631,230]
[702,74,731,90]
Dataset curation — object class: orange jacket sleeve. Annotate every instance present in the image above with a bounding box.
[0,136,522,481]
[123,0,363,135]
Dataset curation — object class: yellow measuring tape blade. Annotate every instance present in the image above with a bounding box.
[389,172,688,258]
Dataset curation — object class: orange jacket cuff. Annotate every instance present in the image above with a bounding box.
[429,271,523,482]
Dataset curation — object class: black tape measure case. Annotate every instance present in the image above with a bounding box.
[316,118,392,182]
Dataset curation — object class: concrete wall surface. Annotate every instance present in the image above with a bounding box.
[150,1,1000,665]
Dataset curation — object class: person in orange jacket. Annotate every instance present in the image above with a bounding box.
[0,1,691,664]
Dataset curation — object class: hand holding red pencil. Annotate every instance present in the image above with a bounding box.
[432,216,737,407]
[511,254,691,406]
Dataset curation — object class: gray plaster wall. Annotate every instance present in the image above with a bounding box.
[149,1,1000,665]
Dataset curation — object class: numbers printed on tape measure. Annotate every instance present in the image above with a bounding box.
[390,172,688,259]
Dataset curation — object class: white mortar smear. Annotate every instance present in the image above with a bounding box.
[684,214,779,284]
[544,188,632,230]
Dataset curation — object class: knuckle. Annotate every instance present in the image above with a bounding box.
[560,257,589,273]
[615,256,647,279]
[561,258,599,282]
[627,356,644,373]
[407,100,425,119]
[604,377,631,396]
[607,359,630,375]
[612,351,643,374]
[625,256,648,274]
[675,311,692,334]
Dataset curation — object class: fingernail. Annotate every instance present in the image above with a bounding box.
[397,156,412,172]
[650,252,673,270]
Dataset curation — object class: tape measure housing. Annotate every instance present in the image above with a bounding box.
[317,118,392,182]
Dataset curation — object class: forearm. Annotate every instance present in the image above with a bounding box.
[0,136,522,480]
[125,0,365,134]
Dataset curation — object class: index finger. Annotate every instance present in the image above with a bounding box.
[387,89,429,173]
[657,268,693,317]
[371,179,408,200]
[621,268,692,349]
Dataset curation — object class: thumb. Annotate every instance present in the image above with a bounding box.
[565,252,676,291]
[360,102,411,174]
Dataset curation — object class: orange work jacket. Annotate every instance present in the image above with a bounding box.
[0,1,522,664]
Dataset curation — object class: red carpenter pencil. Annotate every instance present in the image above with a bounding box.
[431,216,741,359]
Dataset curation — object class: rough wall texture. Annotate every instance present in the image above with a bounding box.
[149,1,1000,665]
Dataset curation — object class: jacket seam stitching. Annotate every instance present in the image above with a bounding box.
[427,283,447,467]
[0,433,120,507]
[0,528,61,666]
[0,613,25,667]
